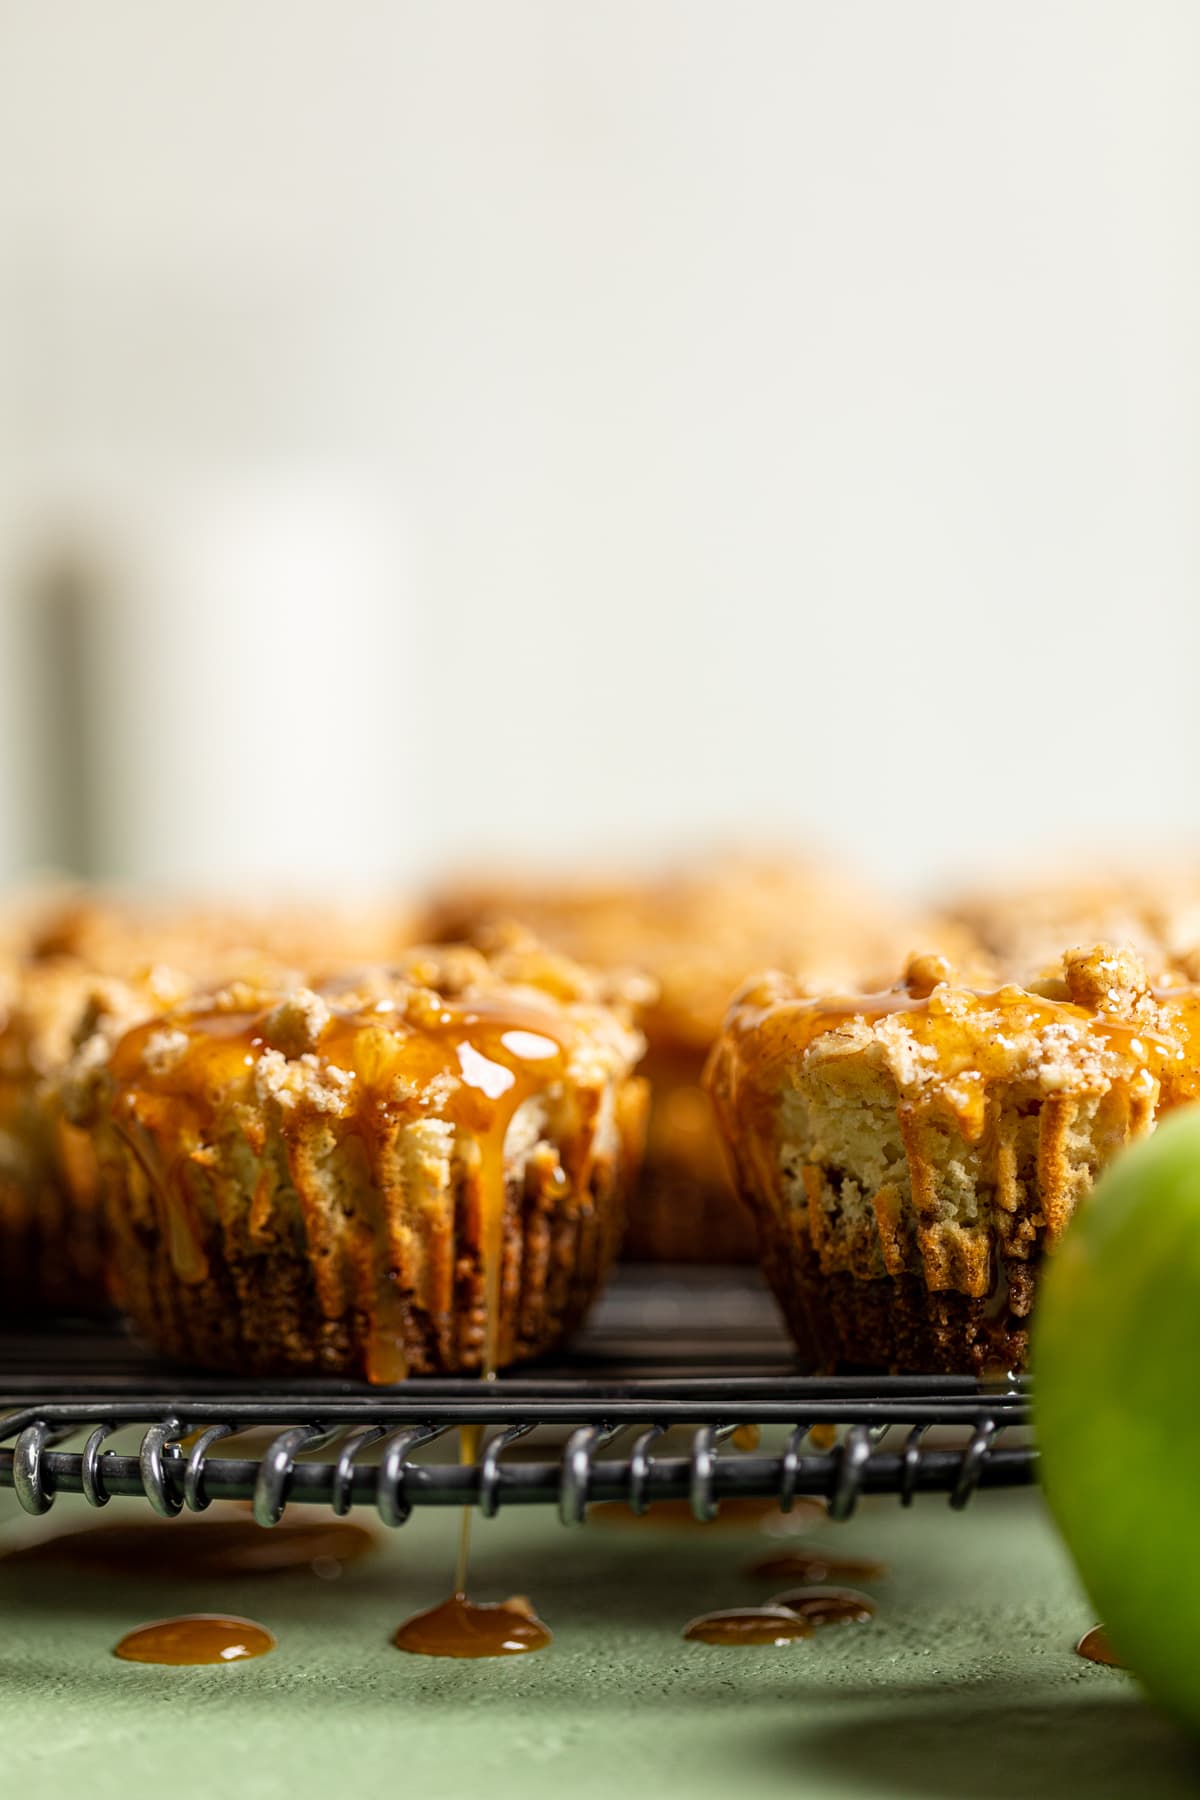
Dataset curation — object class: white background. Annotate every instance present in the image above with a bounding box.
[0,2,1196,896]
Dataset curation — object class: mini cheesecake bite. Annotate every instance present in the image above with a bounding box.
[91,943,647,1380]
[705,944,1200,1373]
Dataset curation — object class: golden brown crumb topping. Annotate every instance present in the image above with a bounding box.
[709,944,1200,1143]
[102,942,645,1381]
[107,943,643,1122]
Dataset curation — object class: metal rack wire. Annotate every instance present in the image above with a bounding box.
[0,1269,1034,1529]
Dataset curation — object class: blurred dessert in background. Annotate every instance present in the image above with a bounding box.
[0,951,189,1315]
[0,888,416,1316]
[25,888,417,976]
[429,853,957,1262]
[706,942,1200,1373]
[946,862,1200,984]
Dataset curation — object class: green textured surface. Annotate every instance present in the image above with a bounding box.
[0,1487,1195,1800]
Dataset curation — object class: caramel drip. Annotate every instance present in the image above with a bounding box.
[1076,1624,1124,1668]
[765,1585,875,1625]
[113,1614,275,1665]
[730,1424,760,1452]
[109,981,584,1650]
[5,1518,374,1578]
[108,987,572,1382]
[682,1607,813,1646]
[454,1423,483,1599]
[747,1548,887,1584]
[717,977,1200,1134]
[391,1430,548,1657]
[392,1594,552,1659]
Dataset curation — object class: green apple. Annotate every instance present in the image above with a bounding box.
[1034,1105,1200,1732]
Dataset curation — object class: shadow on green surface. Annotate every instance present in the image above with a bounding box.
[771,1690,1200,1800]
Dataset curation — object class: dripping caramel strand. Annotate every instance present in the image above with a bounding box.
[107,977,579,1383]
[711,952,1200,1151]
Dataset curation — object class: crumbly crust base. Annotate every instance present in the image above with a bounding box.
[106,1090,642,1377]
[759,1233,1029,1375]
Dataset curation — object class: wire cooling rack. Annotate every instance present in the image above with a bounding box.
[0,1268,1033,1528]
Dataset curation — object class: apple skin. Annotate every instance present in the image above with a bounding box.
[1033,1105,1200,1733]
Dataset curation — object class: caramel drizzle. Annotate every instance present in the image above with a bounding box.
[709,972,1200,1307]
[107,987,576,1383]
[454,1423,482,1599]
[719,978,1200,1123]
[106,982,580,1655]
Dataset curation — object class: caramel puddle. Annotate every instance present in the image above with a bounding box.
[114,1613,275,1665]
[392,1593,552,1658]
[766,1585,875,1625]
[683,1606,814,1646]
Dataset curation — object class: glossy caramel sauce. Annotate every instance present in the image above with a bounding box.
[807,1423,838,1451]
[1076,1624,1124,1668]
[731,1424,760,1452]
[392,1593,552,1658]
[392,1430,556,1658]
[747,1548,887,1584]
[766,1585,875,1625]
[454,1423,483,1598]
[730,980,1186,1074]
[110,978,583,1651]
[113,1613,276,1664]
[109,982,574,1383]
[714,970,1200,1146]
[3,1517,375,1578]
[683,1606,813,1646]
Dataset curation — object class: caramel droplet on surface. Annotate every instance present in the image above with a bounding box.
[1076,1625,1124,1668]
[747,1548,887,1584]
[807,1423,838,1451]
[114,1614,276,1665]
[768,1585,876,1626]
[683,1606,814,1647]
[730,1424,761,1452]
[392,1594,552,1659]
